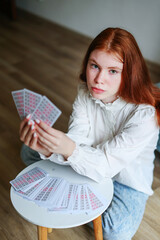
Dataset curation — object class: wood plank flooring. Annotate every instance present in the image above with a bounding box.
[0,9,160,240]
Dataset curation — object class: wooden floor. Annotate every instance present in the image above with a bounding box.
[0,9,160,240]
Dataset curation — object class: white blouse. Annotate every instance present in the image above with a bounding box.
[41,84,159,195]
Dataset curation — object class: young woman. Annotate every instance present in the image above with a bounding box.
[20,28,160,240]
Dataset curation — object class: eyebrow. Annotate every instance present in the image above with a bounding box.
[89,59,123,71]
[108,66,123,71]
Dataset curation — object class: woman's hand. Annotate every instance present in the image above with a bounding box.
[19,115,51,157]
[35,120,76,159]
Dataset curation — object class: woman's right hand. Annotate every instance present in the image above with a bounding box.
[19,114,51,157]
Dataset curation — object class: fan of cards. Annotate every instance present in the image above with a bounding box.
[10,167,108,214]
[12,88,61,126]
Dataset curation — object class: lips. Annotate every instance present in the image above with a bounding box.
[91,87,105,94]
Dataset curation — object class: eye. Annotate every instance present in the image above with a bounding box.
[109,69,118,74]
[91,63,99,69]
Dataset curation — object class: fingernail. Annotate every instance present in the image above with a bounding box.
[31,125,34,130]
[34,132,37,138]
[26,114,31,119]
[28,120,34,125]
[35,119,40,124]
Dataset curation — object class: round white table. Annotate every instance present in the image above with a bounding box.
[10,160,113,240]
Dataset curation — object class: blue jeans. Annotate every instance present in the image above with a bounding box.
[102,181,148,240]
[155,83,160,152]
[21,144,42,166]
[21,144,148,240]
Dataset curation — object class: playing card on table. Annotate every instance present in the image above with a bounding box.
[84,186,92,212]
[87,185,106,212]
[47,179,68,208]
[79,184,86,212]
[72,185,80,212]
[11,89,24,119]
[10,167,48,192]
[33,177,67,208]
[31,96,61,126]
[15,178,46,199]
[10,167,108,214]
[72,184,90,213]
[49,183,78,212]
[24,88,42,117]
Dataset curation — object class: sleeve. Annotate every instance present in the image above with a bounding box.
[66,107,159,182]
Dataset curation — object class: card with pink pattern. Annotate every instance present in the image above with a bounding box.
[12,88,61,126]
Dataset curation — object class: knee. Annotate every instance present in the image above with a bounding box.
[102,214,134,240]
[103,222,133,240]
[20,144,29,165]
[20,144,41,166]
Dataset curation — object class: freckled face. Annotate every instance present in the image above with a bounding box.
[86,50,123,103]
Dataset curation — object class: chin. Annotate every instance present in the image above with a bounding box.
[91,92,103,100]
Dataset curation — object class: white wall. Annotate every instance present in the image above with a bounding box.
[16,0,160,64]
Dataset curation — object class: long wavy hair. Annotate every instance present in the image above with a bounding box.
[80,27,160,126]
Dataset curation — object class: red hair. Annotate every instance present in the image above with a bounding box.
[80,28,160,126]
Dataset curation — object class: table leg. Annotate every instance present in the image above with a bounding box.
[48,228,52,233]
[93,215,103,240]
[37,226,48,240]
[37,226,41,240]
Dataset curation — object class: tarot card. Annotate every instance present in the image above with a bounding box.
[31,96,61,126]
[24,88,42,117]
[11,89,24,119]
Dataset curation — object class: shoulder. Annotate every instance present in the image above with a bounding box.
[126,102,156,125]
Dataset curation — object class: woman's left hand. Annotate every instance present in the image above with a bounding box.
[35,121,76,159]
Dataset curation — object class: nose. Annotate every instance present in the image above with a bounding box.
[94,70,105,84]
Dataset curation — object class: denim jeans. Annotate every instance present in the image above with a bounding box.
[101,181,148,240]
[21,144,42,166]
[155,83,160,153]
[21,144,148,240]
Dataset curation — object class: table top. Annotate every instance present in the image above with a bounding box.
[10,160,113,228]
